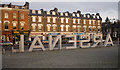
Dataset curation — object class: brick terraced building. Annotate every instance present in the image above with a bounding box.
[29,8,102,40]
[0,2,102,43]
[0,2,30,44]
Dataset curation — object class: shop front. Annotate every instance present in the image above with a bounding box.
[12,31,30,44]
[2,31,13,43]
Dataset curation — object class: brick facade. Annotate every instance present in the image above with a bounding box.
[1,2,102,43]
[0,2,29,44]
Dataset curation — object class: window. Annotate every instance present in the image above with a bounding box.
[38,10,41,14]
[93,15,96,18]
[47,11,50,15]
[1,35,6,41]
[89,28,91,32]
[38,17,42,22]
[83,26,87,32]
[65,13,68,16]
[53,17,56,23]
[32,24,36,31]
[32,10,35,14]
[77,14,79,17]
[52,11,55,15]
[13,13,16,19]
[5,12,9,18]
[77,19,80,24]
[38,24,43,31]
[89,20,91,24]
[97,26,101,32]
[88,15,90,18]
[98,28,100,32]
[21,23,24,30]
[93,26,95,32]
[52,24,57,31]
[5,22,8,29]
[84,20,86,24]
[21,14,24,19]
[61,12,63,16]
[61,18,64,23]
[32,16,36,22]
[73,13,75,17]
[47,24,51,31]
[13,23,17,30]
[84,14,86,17]
[73,19,76,23]
[61,25,64,31]
[66,18,68,23]
[97,16,99,19]
[73,25,76,32]
[47,17,51,23]
[66,25,69,31]
[7,35,11,41]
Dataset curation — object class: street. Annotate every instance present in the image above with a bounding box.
[2,46,118,68]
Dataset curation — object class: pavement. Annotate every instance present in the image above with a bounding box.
[2,46,118,68]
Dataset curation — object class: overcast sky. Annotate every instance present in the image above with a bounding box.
[1,1,119,22]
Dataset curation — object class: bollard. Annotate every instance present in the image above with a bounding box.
[118,38,119,46]
[2,47,5,54]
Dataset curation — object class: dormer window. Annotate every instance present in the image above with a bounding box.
[84,14,86,17]
[47,11,50,15]
[97,16,99,19]
[88,15,90,18]
[93,15,96,18]
[61,12,63,16]
[65,13,68,16]
[73,13,75,17]
[77,14,79,17]
[52,11,55,15]
[38,10,41,14]
[32,10,35,14]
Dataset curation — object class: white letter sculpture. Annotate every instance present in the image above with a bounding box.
[19,35,24,52]
[29,35,45,52]
[49,35,62,50]
[79,34,90,48]
[91,33,102,47]
[65,35,77,49]
[104,33,114,47]
[12,35,24,53]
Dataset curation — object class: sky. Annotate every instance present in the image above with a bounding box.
[1,0,119,22]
